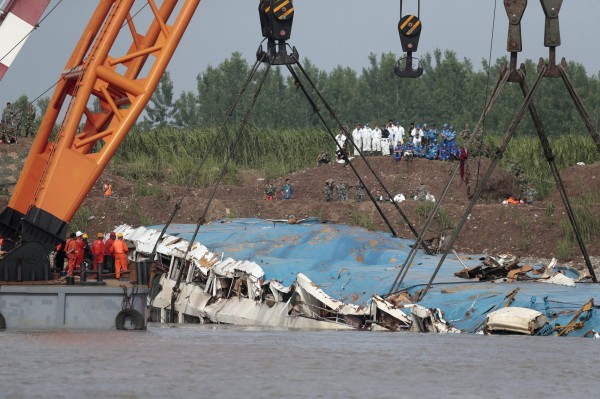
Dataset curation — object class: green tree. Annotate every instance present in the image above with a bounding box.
[197,52,251,126]
[174,91,201,128]
[143,71,175,129]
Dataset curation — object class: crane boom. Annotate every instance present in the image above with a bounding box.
[0,0,201,280]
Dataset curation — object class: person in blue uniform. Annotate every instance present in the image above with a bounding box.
[441,123,451,152]
[446,125,457,155]
[426,143,438,160]
[393,141,403,162]
[403,141,415,161]
[428,123,439,145]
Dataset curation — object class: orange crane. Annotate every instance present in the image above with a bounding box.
[0,0,202,281]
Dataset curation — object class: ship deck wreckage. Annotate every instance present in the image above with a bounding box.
[115,219,600,337]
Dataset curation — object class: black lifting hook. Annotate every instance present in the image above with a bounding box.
[257,0,298,65]
[395,0,423,78]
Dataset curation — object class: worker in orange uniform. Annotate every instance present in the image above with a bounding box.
[75,231,85,270]
[65,232,78,276]
[92,233,105,278]
[110,232,128,280]
[103,183,113,197]
[104,232,116,274]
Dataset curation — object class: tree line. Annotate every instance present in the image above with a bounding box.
[9,49,600,137]
[140,49,600,136]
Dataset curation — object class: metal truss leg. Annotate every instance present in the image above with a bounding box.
[417,65,548,302]
[523,69,598,282]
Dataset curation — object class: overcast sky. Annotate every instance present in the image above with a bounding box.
[1,0,600,107]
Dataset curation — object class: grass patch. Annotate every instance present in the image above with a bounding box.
[123,199,154,226]
[556,237,575,261]
[544,202,556,219]
[560,206,599,244]
[70,206,93,233]
[437,208,455,230]
[543,201,556,225]
[415,201,455,231]
[112,126,333,187]
[225,206,242,218]
[485,134,600,198]
[517,216,532,251]
[134,182,165,197]
[555,192,600,260]
[415,201,435,222]
[349,206,374,230]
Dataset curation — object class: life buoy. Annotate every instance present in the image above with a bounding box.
[0,313,6,330]
[115,309,145,330]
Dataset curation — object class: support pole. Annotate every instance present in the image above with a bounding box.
[286,64,398,237]
[170,59,274,323]
[291,53,429,250]
[557,62,600,152]
[417,65,547,302]
[149,56,266,262]
[520,76,598,282]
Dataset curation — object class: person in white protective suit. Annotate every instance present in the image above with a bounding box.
[411,123,424,146]
[361,123,373,154]
[392,121,405,145]
[372,124,382,155]
[393,193,406,203]
[351,123,362,156]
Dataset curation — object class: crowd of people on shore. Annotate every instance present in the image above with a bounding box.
[333,120,467,162]
[0,101,36,144]
[267,118,538,205]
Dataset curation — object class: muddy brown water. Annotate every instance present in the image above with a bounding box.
[1,324,599,398]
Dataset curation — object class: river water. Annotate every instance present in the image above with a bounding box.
[2,324,599,399]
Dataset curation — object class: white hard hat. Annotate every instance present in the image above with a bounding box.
[75,231,83,237]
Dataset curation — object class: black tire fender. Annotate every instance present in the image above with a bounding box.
[115,309,145,331]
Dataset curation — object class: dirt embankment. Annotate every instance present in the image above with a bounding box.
[2,138,599,268]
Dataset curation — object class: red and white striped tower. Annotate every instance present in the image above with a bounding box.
[0,0,50,81]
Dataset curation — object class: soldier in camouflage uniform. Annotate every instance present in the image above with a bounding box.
[336,182,350,201]
[23,104,36,137]
[355,181,366,202]
[1,102,15,140]
[325,179,334,202]
[264,180,276,200]
[523,184,536,205]
[416,182,426,201]
[509,160,529,199]
[460,124,472,146]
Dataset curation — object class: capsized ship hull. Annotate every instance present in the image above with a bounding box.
[116,218,600,336]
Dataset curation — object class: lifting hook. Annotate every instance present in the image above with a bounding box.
[395,0,423,78]
[257,0,298,65]
[538,0,563,77]
[503,0,528,82]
